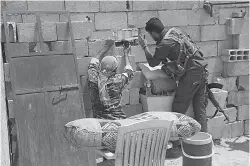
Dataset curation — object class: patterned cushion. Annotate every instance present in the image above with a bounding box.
[65,112,201,151]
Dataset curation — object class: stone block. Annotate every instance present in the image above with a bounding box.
[237,105,249,121]
[177,26,200,42]
[206,88,228,117]
[208,125,225,139]
[128,11,158,28]
[140,94,175,112]
[228,91,249,106]
[90,31,114,40]
[4,43,29,59]
[17,22,57,42]
[27,1,64,11]
[95,12,127,30]
[162,1,202,10]
[244,120,249,135]
[82,93,92,110]
[51,40,88,58]
[226,18,249,35]
[129,88,140,105]
[60,13,95,22]
[56,21,94,40]
[121,89,130,106]
[8,100,14,118]
[88,40,115,57]
[223,121,244,138]
[77,57,92,76]
[100,1,131,12]
[222,61,250,77]
[187,9,217,25]
[214,76,238,92]
[200,57,223,74]
[196,41,217,57]
[237,75,249,91]
[232,33,249,49]
[65,1,99,12]
[80,75,89,93]
[1,22,17,42]
[224,107,238,123]
[159,10,188,27]
[207,115,227,129]
[122,104,143,118]
[218,8,246,24]
[201,25,227,41]
[132,1,162,11]
[5,1,27,11]
[22,14,60,23]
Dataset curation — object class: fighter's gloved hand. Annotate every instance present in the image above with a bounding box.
[138,34,147,49]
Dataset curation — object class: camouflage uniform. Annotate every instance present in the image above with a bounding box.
[88,58,134,120]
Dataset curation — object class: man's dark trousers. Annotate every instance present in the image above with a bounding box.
[172,66,208,132]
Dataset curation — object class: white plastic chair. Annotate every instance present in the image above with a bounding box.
[88,119,174,166]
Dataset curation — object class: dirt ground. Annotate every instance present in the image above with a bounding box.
[165,136,250,166]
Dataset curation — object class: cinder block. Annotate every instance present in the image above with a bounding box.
[159,10,188,27]
[206,88,228,117]
[5,1,27,11]
[129,88,140,105]
[128,71,145,89]
[1,22,17,42]
[7,100,14,118]
[90,31,114,40]
[162,1,202,10]
[228,91,249,106]
[51,40,88,58]
[175,26,200,42]
[244,120,249,135]
[208,125,225,139]
[82,93,92,110]
[208,115,227,128]
[60,13,95,22]
[100,1,131,12]
[4,43,29,58]
[27,1,64,11]
[200,57,223,74]
[56,21,94,40]
[95,12,127,30]
[201,25,227,41]
[237,105,249,121]
[17,22,57,42]
[65,1,99,12]
[22,14,60,23]
[128,11,158,28]
[214,76,238,92]
[132,1,162,11]
[222,49,249,56]
[219,8,246,24]
[80,75,89,93]
[5,15,22,23]
[226,18,249,35]
[122,104,143,118]
[237,75,249,91]
[232,34,249,49]
[224,107,238,123]
[4,63,10,82]
[121,89,130,106]
[88,40,115,57]
[223,61,250,77]
[223,121,244,138]
[187,9,216,25]
[196,41,217,57]
[217,38,233,55]
[140,94,175,112]
[77,57,92,76]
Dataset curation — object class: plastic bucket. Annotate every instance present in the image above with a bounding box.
[181,132,214,166]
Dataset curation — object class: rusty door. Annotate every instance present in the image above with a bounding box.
[3,11,89,166]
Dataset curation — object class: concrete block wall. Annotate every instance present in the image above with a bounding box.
[1,2,249,158]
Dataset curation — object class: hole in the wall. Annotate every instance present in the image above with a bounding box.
[244,51,249,55]
[237,56,243,60]
[230,50,236,55]
[237,51,243,55]
[230,56,236,61]
[243,56,249,60]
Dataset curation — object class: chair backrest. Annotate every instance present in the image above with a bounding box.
[114,119,174,166]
